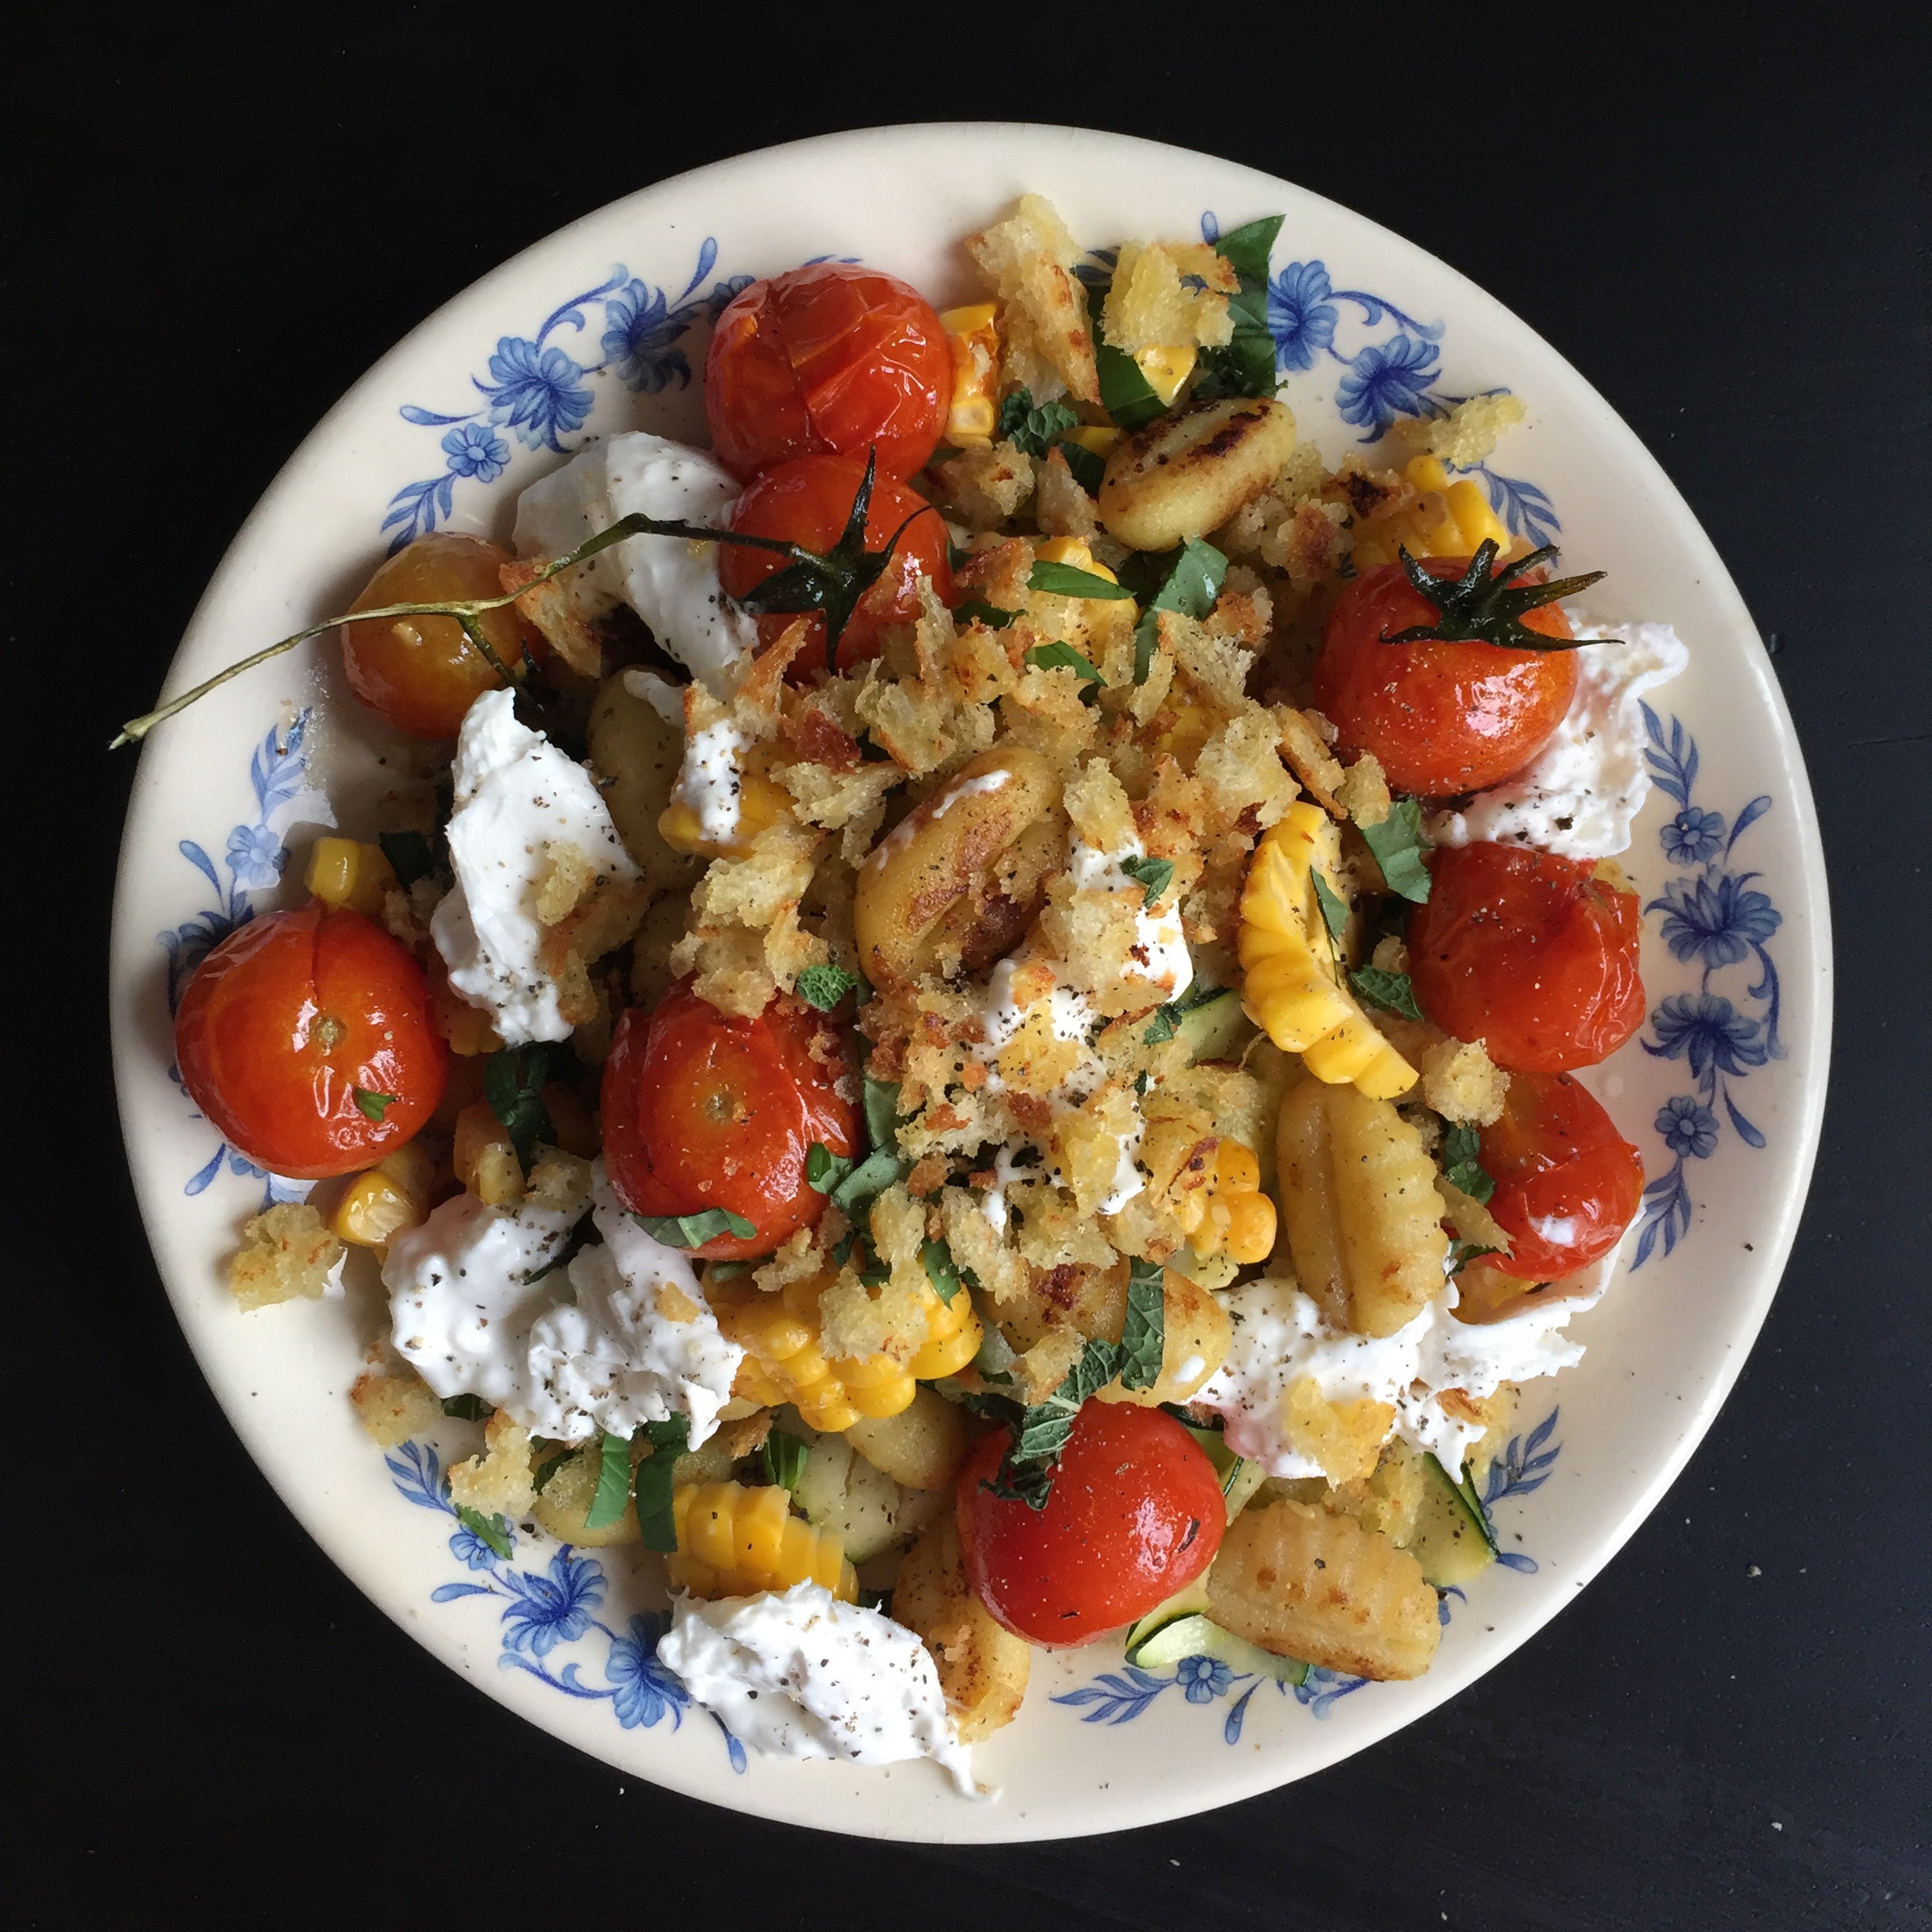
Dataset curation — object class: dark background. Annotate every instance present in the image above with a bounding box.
[12,5,1929,1926]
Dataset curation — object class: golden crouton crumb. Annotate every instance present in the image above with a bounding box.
[1455,1382,1519,1487]
[1397,393,1528,470]
[752,1226,823,1296]
[449,1410,537,1518]
[349,1367,443,1447]
[1420,1036,1511,1126]
[500,556,603,677]
[534,841,596,926]
[964,194,1099,405]
[1011,1327,1087,1405]
[1286,1377,1395,1486]
[525,1149,595,1216]
[1100,240,1237,355]
[937,440,1034,530]
[1336,753,1392,828]
[1275,706,1346,816]
[1031,448,1098,538]
[228,1203,342,1312]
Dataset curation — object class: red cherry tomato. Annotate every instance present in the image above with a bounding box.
[600,978,856,1261]
[955,1404,1226,1646]
[1407,842,1646,1072]
[704,263,952,483]
[1475,1070,1643,1280]
[1313,555,1578,795]
[717,452,955,676]
[174,905,448,1179]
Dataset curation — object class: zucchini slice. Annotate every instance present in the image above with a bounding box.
[1128,1612,1309,1686]
[1120,1576,1212,1656]
[1177,986,1253,1063]
[1409,1453,1497,1588]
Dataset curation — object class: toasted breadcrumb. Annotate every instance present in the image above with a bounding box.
[965,195,1099,405]
[1336,753,1392,828]
[1275,706,1346,816]
[350,1366,442,1447]
[1397,393,1528,470]
[1420,1037,1511,1126]
[449,1410,537,1517]
[229,1203,341,1312]
[1101,240,1236,355]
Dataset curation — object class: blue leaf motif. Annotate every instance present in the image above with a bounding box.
[1495,1552,1540,1574]
[1224,1681,1261,1744]
[399,404,477,427]
[1476,468,1561,546]
[1726,794,1773,853]
[1051,1666,1176,1725]
[384,1441,451,1514]
[1640,702,1699,808]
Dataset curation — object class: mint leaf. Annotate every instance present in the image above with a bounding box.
[806,1142,854,1194]
[632,1208,757,1248]
[1144,978,1226,1044]
[1096,341,1166,432]
[352,1086,397,1123]
[830,1149,907,1218]
[956,598,1018,630]
[1349,966,1423,1020]
[454,1504,512,1560]
[440,1394,493,1423]
[1119,1257,1166,1390]
[1360,797,1432,903]
[989,1335,1130,1510]
[921,1238,964,1304]
[1210,214,1285,287]
[761,1428,810,1494]
[794,962,860,1010]
[632,1415,690,1552]
[1053,438,1106,494]
[863,1076,902,1155]
[1027,560,1135,602]
[1441,1124,1496,1204]
[485,1043,559,1169]
[1124,537,1228,683]
[1118,854,1174,908]
[377,828,441,887]
[583,1429,633,1531]
[1311,870,1351,946]
[996,387,1081,457]
[1023,640,1105,685]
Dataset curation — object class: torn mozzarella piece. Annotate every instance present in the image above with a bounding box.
[430,688,640,1045]
[1429,621,1689,859]
[671,716,746,846]
[513,431,760,693]
[656,1582,981,1796]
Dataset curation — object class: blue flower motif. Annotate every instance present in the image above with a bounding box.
[1655,1096,1719,1160]
[1647,873,1783,969]
[602,278,695,394]
[449,1523,505,1571]
[1336,333,1441,435]
[1266,260,1339,372]
[224,822,285,890]
[441,423,509,481]
[499,1548,604,1656]
[1660,806,1725,867]
[476,337,593,452]
[607,1614,689,1730]
[1176,1654,1235,1704]
[1647,992,1768,1083]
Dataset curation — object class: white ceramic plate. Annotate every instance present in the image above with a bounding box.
[110,124,1830,1842]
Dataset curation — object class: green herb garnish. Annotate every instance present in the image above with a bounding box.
[377,829,441,886]
[454,1504,512,1560]
[583,1428,634,1531]
[1441,1124,1496,1205]
[1123,537,1228,683]
[1349,966,1423,1020]
[996,387,1081,457]
[955,598,1019,630]
[531,1448,571,1496]
[1054,439,1106,494]
[1118,1257,1167,1391]
[440,1394,494,1423]
[989,1337,1134,1511]
[631,1208,758,1248]
[1143,979,1227,1045]
[484,1043,559,1170]
[1382,540,1604,653]
[1023,640,1105,686]
[921,1238,964,1305]
[1027,560,1135,602]
[806,1142,855,1195]
[1118,854,1175,908]
[1191,215,1285,402]
[632,1415,690,1552]
[761,1428,811,1494]
[1359,797,1432,904]
[352,1086,397,1123]
[794,962,861,1011]
[1311,870,1351,947]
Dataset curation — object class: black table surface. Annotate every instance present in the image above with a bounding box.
[14,8,1929,1926]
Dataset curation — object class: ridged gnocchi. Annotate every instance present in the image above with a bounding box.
[1098,396,1298,550]
[894,1513,1032,1741]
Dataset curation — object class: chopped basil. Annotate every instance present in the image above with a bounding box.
[1349,965,1423,1020]
[1311,870,1351,946]
[806,1142,854,1195]
[921,1237,964,1304]
[631,1208,757,1248]
[1095,341,1166,432]
[1023,640,1105,685]
[989,1335,1135,1510]
[955,598,1018,630]
[632,1415,690,1552]
[1118,1257,1167,1391]
[1360,797,1432,903]
[1192,215,1285,402]
[1447,1237,1502,1277]
[440,1394,493,1423]
[996,387,1081,457]
[1441,1124,1496,1205]
[829,1149,906,1218]
[1054,438,1106,494]
[761,1428,810,1494]
[1124,537,1228,683]
[583,1429,633,1531]
[485,1043,560,1169]
[377,828,441,887]
[454,1504,512,1560]
[352,1086,397,1123]
[1026,560,1135,602]
[794,962,861,1010]
[1118,854,1174,908]
[864,1076,902,1153]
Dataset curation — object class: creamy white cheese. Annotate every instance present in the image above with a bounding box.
[1197,1267,1610,1481]
[672,717,746,846]
[513,432,761,693]
[1430,621,1689,859]
[1065,837,1191,1000]
[383,1162,741,1446]
[655,1583,981,1796]
[621,666,687,728]
[430,689,642,1045]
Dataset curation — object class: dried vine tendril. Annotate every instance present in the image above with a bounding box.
[112,449,928,747]
[1378,539,1605,653]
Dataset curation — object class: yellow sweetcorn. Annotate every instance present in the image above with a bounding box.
[1178,1140,1278,1265]
[1237,803,1417,1099]
[1134,341,1197,406]
[1353,454,1513,571]
[940,302,1001,446]
[1062,425,1122,461]
[667,1480,857,1602]
[453,1100,524,1206]
[332,1142,436,1250]
[304,837,397,919]
[709,1274,921,1432]
[907,1279,984,1380]
[1034,535,1123,588]
[657,773,792,860]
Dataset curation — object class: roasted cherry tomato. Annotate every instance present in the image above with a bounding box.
[956,1404,1225,1646]
[600,978,856,1261]
[1313,555,1578,795]
[1407,842,1645,1072]
[704,263,952,483]
[339,533,538,741]
[1473,1070,1643,1281]
[174,904,449,1178]
[716,452,955,676]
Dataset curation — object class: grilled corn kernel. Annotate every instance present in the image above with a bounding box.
[667,1481,857,1601]
[907,1281,984,1380]
[940,302,1001,446]
[1183,1139,1278,1264]
[1134,342,1198,407]
[1033,535,1122,587]
[1064,425,1123,459]
[453,1100,524,1206]
[332,1142,435,1249]
[709,1274,918,1432]
[656,773,790,859]
[304,837,398,919]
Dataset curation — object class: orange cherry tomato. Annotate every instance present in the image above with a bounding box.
[1408,842,1646,1072]
[955,1404,1226,1646]
[704,263,951,483]
[1476,1070,1643,1280]
[1313,555,1578,795]
[600,978,856,1261]
[339,533,537,741]
[174,905,449,1179]
[716,452,955,677]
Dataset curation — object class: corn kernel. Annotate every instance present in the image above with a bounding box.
[709,1274,919,1430]
[453,1100,523,1206]
[1064,425,1122,459]
[668,1481,857,1601]
[304,837,398,919]
[657,774,790,859]
[1223,1191,1277,1265]
[1033,536,1121,587]
[939,302,1001,447]
[1134,342,1197,406]
[1215,1142,1262,1194]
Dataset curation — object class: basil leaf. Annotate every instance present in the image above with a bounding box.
[928,445,961,465]
[530,1448,571,1496]
[1311,871,1351,946]
[352,1086,397,1123]
[1360,797,1432,904]
[990,1335,1130,1510]
[1119,1257,1167,1390]
[583,1429,633,1531]
[1023,640,1105,686]
[631,1208,758,1248]
[794,962,860,1010]
[1118,854,1174,908]
[1349,965,1423,1020]
[485,1043,558,1170]
[1027,560,1135,602]
[829,1148,907,1218]
[1143,977,1225,1044]
[1126,537,1228,683]
[955,598,1018,630]
[761,1428,810,1494]
[996,387,1080,458]
[807,1142,854,1195]
[1441,1124,1496,1205]
[1192,216,1285,404]
[377,828,441,887]
[921,1238,964,1305]
[632,1415,690,1552]
[863,1076,902,1155]
[1096,341,1166,432]
[1211,215,1285,287]
[440,1394,493,1423]
[1447,1237,1502,1277]
[454,1504,512,1560]
[1054,438,1106,495]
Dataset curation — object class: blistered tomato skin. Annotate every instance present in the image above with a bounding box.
[600,980,856,1261]
[339,533,538,741]
[704,263,952,482]
[1408,842,1646,1072]
[1477,1071,1644,1280]
[955,1405,1226,1646]
[717,452,956,677]
[1313,556,1578,796]
[174,905,449,1179]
